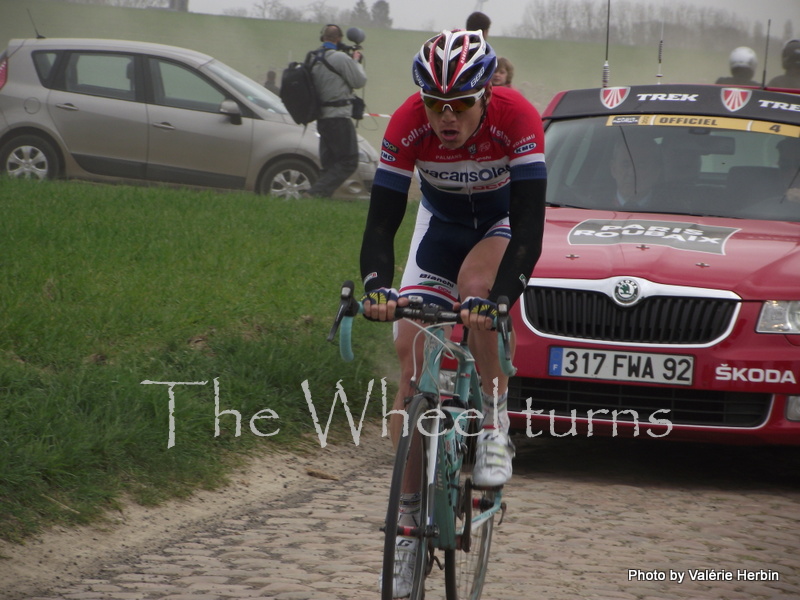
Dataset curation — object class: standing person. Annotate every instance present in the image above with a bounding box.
[492,56,515,87]
[715,47,759,87]
[768,39,800,89]
[466,11,491,37]
[263,69,280,94]
[359,29,547,596]
[304,24,367,198]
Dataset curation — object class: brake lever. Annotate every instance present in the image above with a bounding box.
[327,280,360,342]
[496,296,513,363]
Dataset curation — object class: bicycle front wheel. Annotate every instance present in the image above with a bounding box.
[381,394,433,600]
[444,482,495,600]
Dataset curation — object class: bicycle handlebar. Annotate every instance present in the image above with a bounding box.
[327,281,517,376]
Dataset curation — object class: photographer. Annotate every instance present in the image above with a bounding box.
[303,24,367,198]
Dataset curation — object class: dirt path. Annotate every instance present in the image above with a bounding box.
[0,425,394,600]
[3,425,799,600]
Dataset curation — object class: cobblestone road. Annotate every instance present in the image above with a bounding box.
[19,432,800,600]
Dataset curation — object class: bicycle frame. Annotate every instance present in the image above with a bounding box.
[329,281,513,598]
[411,324,504,552]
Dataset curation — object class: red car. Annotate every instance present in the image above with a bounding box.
[505,84,800,445]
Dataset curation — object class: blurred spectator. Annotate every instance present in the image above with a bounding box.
[303,24,367,198]
[492,57,514,87]
[715,47,759,87]
[264,69,280,95]
[466,11,491,37]
[767,39,800,89]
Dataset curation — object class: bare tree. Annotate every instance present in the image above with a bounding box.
[250,0,304,20]
[512,0,771,52]
[306,0,345,25]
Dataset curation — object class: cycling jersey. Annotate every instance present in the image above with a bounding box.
[375,85,546,228]
[361,85,547,306]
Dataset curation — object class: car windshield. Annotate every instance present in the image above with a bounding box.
[205,59,287,114]
[545,115,800,222]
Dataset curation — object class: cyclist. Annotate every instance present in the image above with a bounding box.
[359,29,547,596]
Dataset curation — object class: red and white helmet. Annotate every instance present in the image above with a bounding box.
[412,29,497,95]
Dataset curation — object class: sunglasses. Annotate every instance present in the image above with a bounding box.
[420,88,486,113]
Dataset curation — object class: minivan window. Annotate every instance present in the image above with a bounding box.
[63,52,136,101]
[205,59,287,113]
[148,58,226,112]
[32,51,59,85]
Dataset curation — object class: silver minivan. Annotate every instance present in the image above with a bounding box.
[0,38,377,199]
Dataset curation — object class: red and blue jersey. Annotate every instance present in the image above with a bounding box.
[374,85,547,228]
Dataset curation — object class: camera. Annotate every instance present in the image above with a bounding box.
[340,27,366,61]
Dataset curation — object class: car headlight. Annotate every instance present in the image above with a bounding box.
[757,301,800,334]
[787,396,800,422]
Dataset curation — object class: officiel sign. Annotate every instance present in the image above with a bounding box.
[568,219,739,254]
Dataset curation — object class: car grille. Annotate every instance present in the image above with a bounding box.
[508,377,771,428]
[523,287,737,344]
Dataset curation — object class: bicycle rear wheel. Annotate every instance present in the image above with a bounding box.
[444,481,495,600]
[381,394,433,600]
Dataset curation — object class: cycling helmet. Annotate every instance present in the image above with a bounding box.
[782,39,800,69]
[412,29,497,94]
[729,46,757,72]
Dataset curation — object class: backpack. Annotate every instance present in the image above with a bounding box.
[280,50,324,126]
[280,49,361,126]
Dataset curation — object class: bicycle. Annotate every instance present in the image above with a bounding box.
[328,281,516,600]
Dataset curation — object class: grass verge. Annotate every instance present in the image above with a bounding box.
[0,178,411,543]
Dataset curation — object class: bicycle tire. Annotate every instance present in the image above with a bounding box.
[443,482,495,600]
[381,394,433,600]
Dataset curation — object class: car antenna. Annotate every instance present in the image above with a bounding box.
[761,19,772,88]
[656,19,664,84]
[602,0,611,87]
[27,9,45,39]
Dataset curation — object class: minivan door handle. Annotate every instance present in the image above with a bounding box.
[153,122,175,130]
[55,103,79,111]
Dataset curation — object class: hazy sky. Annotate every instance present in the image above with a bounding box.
[188,0,798,36]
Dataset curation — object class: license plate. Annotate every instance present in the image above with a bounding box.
[548,347,694,385]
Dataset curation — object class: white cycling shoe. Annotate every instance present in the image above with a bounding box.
[379,535,418,598]
[472,428,515,488]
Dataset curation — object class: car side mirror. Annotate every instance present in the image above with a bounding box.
[220,99,242,125]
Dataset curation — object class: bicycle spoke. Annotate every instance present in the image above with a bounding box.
[382,395,432,600]
[444,482,496,600]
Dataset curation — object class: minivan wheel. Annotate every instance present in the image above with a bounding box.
[0,134,61,180]
[257,159,317,198]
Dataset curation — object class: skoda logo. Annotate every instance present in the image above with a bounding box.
[614,279,640,305]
